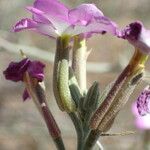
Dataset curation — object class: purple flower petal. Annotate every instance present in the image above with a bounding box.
[23,89,30,101]
[3,58,45,82]
[33,0,69,22]
[66,4,117,37]
[36,23,57,38]
[136,86,150,116]
[26,6,50,24]
[27,61,45,82]
[13,17,57,37]
[12,18,37,32]
[27,1,70,36]
[68,4,103,26]
[66,16,117,36]
[3,58,30,82]
[120,21,150,54]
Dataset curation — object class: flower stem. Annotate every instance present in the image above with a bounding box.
[35,83,66,150]
[54,137,65,150]
[83,129,101,150]
[68,112,84,150]
[72,36,87,94]
[24,73,43,116]
[24,76,65,150]
[42,106,65,150]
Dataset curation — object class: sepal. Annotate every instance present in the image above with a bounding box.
[83,81,100,111]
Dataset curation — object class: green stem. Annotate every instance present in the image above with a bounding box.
[83,110,92,139]
[83,129,101,150]
[69,113,84,150]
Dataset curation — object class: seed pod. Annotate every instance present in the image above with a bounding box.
[58,59,76,112]
[98,81,114,106]
[53,37,70,111]
[97,69,144,132]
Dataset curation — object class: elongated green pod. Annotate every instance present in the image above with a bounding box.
[83,81,100,111]
[97,69,144,132]
[58,59,76,112]
[53,36,70,111]
[86,50,148,150]
[90,49,148,130]
[53,59,65,111]
[98,81,114,106]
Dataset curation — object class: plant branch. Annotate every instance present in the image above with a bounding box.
[69,113,84,150]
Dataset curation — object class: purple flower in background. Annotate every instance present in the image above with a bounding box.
[3,58,45,100]
[120,21,150,54]
[136,86,150,116]
[132,102,150,130]
[3,58,30,82]
[12,0,117,38]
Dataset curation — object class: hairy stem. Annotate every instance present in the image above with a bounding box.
[83,129,101,150]
[24,76,65,150]
[72,36,87,94]
[69,113,84,150]
[35,83,65,150]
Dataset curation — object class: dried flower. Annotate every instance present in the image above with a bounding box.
[12,0,117,38]
[120,21,150,54]
[3,58,45,100]
[3,58,30,82]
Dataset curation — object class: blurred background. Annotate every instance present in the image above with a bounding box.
[0,0,150,149]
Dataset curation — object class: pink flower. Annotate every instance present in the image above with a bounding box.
[136,86,150,116]
[132,86,150,130]
[120,21,150,54]
[132,102,150,130]
[12,0,118,38]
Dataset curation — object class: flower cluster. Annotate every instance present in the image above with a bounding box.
[13,0,117,38]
